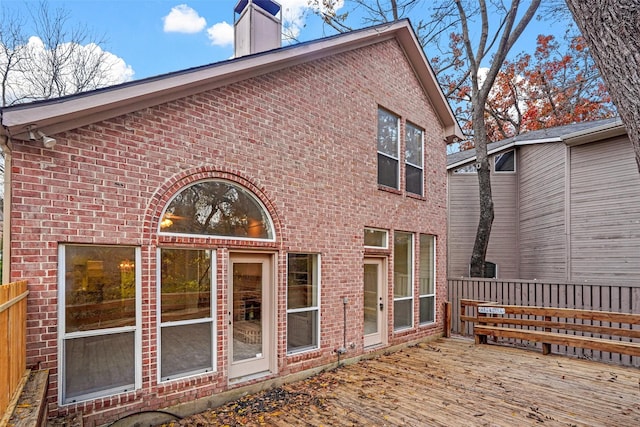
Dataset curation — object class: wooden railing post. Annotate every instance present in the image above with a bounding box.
[444,301,451,338]
[543,315,552,355]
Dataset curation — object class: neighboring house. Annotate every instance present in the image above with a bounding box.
[0,1,462,425]
[447,117,640,283]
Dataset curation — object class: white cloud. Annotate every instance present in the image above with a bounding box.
[207,21,234,47]
[205,0,345,48]
[279,0,344,40]
[163,4,207,33]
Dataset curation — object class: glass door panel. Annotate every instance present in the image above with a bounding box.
[364,258,386,347]
[229,253,272,380]
[364,264,379,336]
[232,262,263,362]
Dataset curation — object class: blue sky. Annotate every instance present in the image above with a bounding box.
[4,0,573,83]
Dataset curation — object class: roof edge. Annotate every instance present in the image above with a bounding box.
[2,20,462,143]
[562,118,626,146]
[446,137,562,170]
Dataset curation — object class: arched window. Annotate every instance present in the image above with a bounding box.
[159,180,274,240]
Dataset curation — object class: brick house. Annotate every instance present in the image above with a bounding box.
[0,1,461,424]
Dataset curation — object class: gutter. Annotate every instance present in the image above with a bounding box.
[562,119,625,146]
[446,137,562,170]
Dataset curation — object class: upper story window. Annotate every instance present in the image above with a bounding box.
[405,123,424,196]
[160,180,274,240]
[377,108,400,189]
[494,150,515,173]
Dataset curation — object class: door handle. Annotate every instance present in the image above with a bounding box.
[379,302,384,311]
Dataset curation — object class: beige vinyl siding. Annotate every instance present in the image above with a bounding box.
[518,143,567,280]
[487,167,519,278]
[447,166,518,278]
[569,136,640,284]
[447,173,479,277]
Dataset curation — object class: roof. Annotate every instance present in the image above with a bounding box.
[447,117,625,169]
[1,19,463,143]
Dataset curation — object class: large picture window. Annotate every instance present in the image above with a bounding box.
[405,123,424,196]
[393,232,413,330]
[160,180,274,240]
[419,235,435,324]
[159,248,215,381]
[60,244,140,404]
[377,108,400,189]
[287,254,320,353]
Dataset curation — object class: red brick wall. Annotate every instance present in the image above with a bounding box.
[10,38,448,425]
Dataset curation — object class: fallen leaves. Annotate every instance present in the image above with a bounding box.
[160,373,336,426]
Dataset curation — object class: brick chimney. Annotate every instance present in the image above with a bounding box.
[234,0,282,57]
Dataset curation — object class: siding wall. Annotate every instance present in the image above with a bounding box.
[447,162,518,278]
[518,143,567,280]
[569,136,640,284]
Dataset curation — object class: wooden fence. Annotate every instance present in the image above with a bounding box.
[448,278,640,367]
[0,281,29,423]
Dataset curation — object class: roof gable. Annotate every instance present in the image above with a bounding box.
[1,20,463,143]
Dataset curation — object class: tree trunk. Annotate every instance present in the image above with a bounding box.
[565,0,640,172]
[469,110,494,278]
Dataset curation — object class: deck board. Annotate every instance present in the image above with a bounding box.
[171,337,640,426]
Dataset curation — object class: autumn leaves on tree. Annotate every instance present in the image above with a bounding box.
[483,33,615,142]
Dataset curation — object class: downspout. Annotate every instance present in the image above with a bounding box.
[0,113,11,284]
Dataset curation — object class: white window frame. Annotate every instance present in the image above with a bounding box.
[157,248,216,382]
[364,227,389,250]
[377,108,400,189]
[286,253,321,354]
[393,232,414,331]
[405,122,424,196]
[419,235,436,325]
[58,244,142,405]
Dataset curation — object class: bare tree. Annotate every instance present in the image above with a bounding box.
[564,0,640,173]
[0,7,27,106]
[0,0,132,106]
[309,0,461,57]
[312,1,542,277]
[454,0,540,277]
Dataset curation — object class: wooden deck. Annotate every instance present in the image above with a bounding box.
[171,336,640,426]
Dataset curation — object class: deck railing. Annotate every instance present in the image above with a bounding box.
[0,280,29,422]
[447,278,640,367]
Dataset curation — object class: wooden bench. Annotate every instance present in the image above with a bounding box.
[461,299,640,358]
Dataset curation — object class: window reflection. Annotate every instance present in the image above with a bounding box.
[64,245,137,333]
[160,249,211,323]
[160,180,273,239]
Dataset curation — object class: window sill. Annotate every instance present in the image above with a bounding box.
[377,185,402,195]
[406,192,426,201]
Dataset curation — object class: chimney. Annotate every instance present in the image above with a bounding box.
[234,0,282,57]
